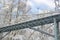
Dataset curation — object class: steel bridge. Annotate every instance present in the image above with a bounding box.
[0,0,60,40]
[0,11,60,40]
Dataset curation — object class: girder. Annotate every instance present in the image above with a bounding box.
[30,28,55,37]
[0,13,60,33]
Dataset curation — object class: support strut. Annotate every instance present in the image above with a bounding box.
[54,18,59,40]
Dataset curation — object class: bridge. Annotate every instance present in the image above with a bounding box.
[0,11,60,40]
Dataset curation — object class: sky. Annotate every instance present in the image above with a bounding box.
[0,0,55,14]
[27,0,55,14]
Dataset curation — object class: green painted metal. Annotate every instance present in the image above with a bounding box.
[30,28,55,37]
[0,13,60,39]
[0,14,60,33]
[54,18,59,40]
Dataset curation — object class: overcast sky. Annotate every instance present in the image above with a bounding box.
[0,0,55,14]
[27,0,55,14]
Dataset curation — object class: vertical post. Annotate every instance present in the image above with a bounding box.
[54,18,59,40]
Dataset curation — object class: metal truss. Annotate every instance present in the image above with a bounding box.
[0,12,60,33]
[0,11,60,39]
[0,32,10,40]
[29,28,55,37]
[54,0,60,40]
[0,11,60,40]
[0,0,60,40]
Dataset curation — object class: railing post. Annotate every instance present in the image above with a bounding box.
[54,18,59,40]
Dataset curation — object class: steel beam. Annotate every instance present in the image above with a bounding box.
[0,32,10,40]
[54,18,59,40]
[29,28,55,37]
[0,14,60,33]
